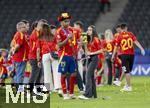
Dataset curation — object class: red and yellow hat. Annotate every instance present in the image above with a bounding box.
[57,12,72,22]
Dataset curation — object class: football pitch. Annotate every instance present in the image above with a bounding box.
[51,76,150,108]
[0,76,149,108]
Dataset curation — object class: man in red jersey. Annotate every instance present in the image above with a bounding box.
[112,23,145,91]
[20,20,31,85]
[113,24,123,86]
[73,21,85,93]
[28,20,45,95]
[74,21,84,33]
[69,24,83,93]
[56,12,77,100]
[21,20,30,60]
[10,21,28,93]
[114,24,122,39]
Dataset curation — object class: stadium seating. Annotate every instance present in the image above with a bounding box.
[0,0,101,48]
[117,0,150,48]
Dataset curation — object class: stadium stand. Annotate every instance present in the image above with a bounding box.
[0,0,149,49]
[117,0,150,49]
[0,0,101,48]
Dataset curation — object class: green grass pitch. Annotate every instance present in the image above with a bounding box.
[0,76,149,108]
[50,76,150,108]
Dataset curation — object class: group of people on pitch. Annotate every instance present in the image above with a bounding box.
[0,12,145,100]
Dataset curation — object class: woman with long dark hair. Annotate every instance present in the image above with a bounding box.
[79,25,103,99]
[37,23,57,94]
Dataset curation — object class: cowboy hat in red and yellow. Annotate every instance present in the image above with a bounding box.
[57,12,72,22]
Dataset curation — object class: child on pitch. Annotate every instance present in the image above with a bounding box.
[0,49,14,87]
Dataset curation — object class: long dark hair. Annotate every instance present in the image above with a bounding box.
[39,23,54,41]
[87,25,99,43]
[31,20,38,31]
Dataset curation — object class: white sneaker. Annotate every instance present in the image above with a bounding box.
[113,81,121,86]
[69,94,76,99]
[80,90,85,94]
[58,90,63,97]
[78,95,89,100]
[63,94,71,100]
[127,86,132,91]
[121,86,132,92]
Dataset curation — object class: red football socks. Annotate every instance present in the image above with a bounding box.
[69,75,75,94]
[61,75,67,94]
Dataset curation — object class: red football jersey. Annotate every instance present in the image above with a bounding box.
[114,33,119,39]
[116,31,137,55]
[55,26,79,57]
[87,37,101,53]
[24,33,30,60]
[68,26,81,56]
[114,33,122,55]
[103,39,115,53]
[28,29,39,60]
[12,32,28,62]
[36,39,56,56]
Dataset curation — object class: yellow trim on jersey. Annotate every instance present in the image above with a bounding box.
[36,31,39,37]
[0,67,4,75]
[32,42,36,51]
[19,32,24,40]
[0,57,4,63]
[23,50,26,61]
[58,47,65,64]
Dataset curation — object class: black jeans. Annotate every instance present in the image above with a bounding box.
[76,60,84,91]
[106,58,113,85]
[29,59,43,92]
[84,55,98,98]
